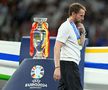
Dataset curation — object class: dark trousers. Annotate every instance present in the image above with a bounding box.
[58,61,82,90]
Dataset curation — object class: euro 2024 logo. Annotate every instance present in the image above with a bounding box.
[31,65,44,79]
[25,65,47,89]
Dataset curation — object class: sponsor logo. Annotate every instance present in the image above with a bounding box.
[25,65,47,89]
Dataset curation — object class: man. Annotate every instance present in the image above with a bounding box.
[53,3,86,90]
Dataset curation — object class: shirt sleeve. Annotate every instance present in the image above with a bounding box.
[56,23,70,43]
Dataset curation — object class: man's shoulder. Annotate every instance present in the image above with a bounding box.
[61,20,68,25]
[60,20,68,28]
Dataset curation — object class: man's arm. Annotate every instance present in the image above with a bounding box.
[77,23,86,46]
[54,41,63,68]
[80,31,86,46]
[53,41,63,80]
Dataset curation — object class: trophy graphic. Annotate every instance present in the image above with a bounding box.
[30,18,49,59]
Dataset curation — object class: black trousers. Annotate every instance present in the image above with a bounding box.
[58,61,83,90]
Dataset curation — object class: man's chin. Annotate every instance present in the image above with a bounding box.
[75,20,81,24]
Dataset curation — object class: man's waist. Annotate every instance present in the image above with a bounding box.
[60,56,80,60]
[60,57,80,65]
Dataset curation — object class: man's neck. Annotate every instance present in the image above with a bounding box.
[69,16,75,23]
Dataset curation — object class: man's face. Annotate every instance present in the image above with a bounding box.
[74,9,85,23]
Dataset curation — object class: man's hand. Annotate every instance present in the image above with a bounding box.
[53,68,61,80]
[77,23,86,35]
[77,23,86,46]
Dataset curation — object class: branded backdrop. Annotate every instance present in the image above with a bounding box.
[3,36,87,90]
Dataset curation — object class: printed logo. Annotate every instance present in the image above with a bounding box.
[31,65,44,79]
[25,65,47,89]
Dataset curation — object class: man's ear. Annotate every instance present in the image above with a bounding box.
[72,12,76,16]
